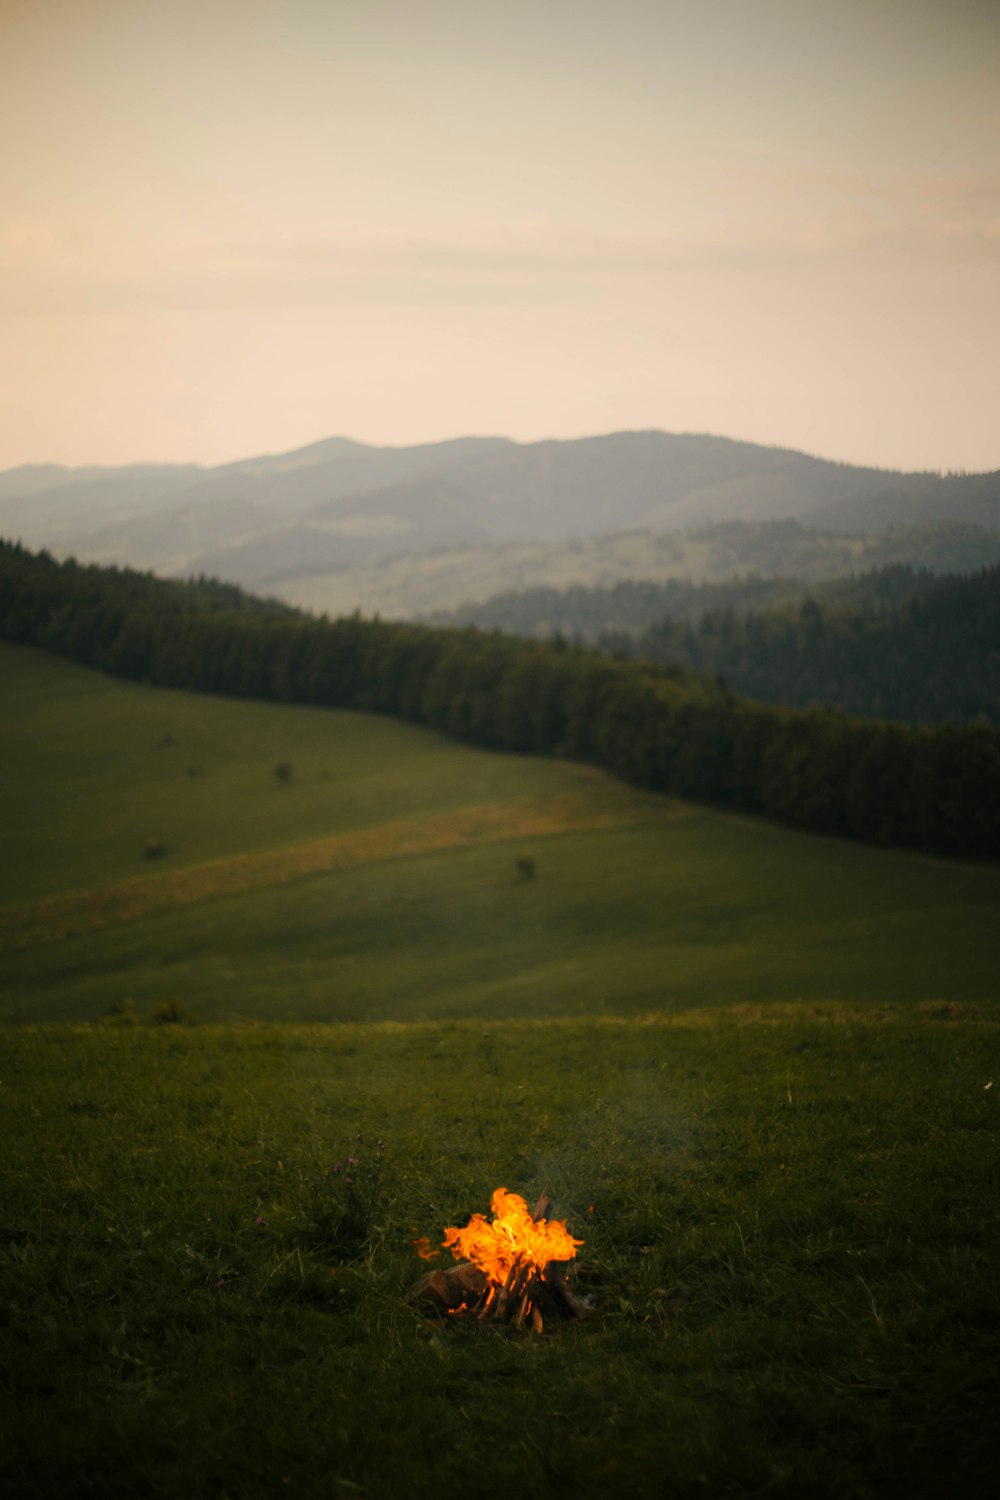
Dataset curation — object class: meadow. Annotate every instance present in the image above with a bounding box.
[3,1014,997,1498]
[2,642,999,1496]
[3,642,999,1026]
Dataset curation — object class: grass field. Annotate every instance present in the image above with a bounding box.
[3,642,999,1025]
[2,642,999,1496]
[2,1014,997,1498]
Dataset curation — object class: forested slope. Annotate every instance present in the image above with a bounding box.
[430,563,1000,726]
[429,561,941,639]
[610,565,1000,725]
[2,540,998,858]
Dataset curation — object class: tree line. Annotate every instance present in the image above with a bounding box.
[429,562,941,641]
[604,564,1000,726]
[2,539,998,858]
[432,561,1000,727]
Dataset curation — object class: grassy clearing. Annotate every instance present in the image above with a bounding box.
[4,811,999,1024]
[3,643,1000,1025]
[3,644,999,1493]
[0,641,624,908]
[0,791,661,953]
[2,1010,998,1498]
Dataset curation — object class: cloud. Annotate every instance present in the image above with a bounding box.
[2,166,998,315]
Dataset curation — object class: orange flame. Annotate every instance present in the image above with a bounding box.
[442,1187,582,1287]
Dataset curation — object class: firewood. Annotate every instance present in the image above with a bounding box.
[546,1259,591,1316]
[407,1186,587,1329]
[406,1261,488,1313]
[491,1254,525,1320]
[506,1260,533,1310]
[531,1190,554,1223]
[492,1263,532,1324]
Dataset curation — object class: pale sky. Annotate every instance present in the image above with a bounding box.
[1,0,998,473]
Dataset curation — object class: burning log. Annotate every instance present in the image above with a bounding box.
[407,1187,589,1333]
[406,1261,490,1314]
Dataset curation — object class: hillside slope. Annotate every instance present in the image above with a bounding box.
[4,541,999,861]
[3,642,999,1025]
[279,519,1000,622]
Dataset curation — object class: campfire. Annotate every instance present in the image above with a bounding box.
[408,1188,589,1333]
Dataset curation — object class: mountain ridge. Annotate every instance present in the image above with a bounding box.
[2,430,996,610]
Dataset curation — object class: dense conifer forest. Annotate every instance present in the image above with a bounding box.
[607,565,1000,725]
[431,563,1000,726]
[2,539,998,858]
[429,563,934,639]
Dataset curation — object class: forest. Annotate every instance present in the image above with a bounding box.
[608,565,1000,725]
[431,562,1000,726]
[2,539,998,859]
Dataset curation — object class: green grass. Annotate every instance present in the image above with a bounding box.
[2,1012,997,1498]
[0,641,601,907]
[2,642,999,1024]
[3,643,999,1494]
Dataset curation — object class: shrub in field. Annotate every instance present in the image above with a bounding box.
[142,837,166,859]
[273,761,293,784]
[149,997,195,1026]
[296,1146,385,1262]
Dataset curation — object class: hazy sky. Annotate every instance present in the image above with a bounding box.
[1,0,998,472]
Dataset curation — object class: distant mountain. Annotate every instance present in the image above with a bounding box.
[171,434,514,521]
[0,464,205,548]
[184,475,500,588]
[278,521,1000,623]
[0,435,513,573]
[1,431,997,609]
[0,464,112,500]
[71,495,276,576]
[811,470,1000,533]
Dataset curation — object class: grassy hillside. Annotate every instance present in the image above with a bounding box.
[3,642,999,1025]
[0,640,604,907]
[3,1011,997,1498]
[3,644,999,1496]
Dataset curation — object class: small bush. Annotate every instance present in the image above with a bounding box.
[296,1145,386,1262]
[143,837,166,860]
[149,998,195,1026]
[273,762,293,784]
[515,856,536,880]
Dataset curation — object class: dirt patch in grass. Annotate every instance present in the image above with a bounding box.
[0,793,684,953]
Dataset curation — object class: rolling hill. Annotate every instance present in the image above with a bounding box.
[3,433,998,615]
[3,640,999,1025]
[4,645,998,1499]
